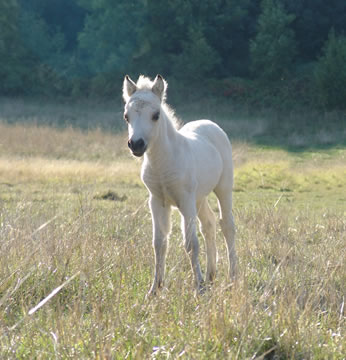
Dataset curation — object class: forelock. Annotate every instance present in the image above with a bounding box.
[130,99,155,112]
[136,75,154,90]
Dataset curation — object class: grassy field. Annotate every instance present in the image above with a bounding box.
[0,100,345,359]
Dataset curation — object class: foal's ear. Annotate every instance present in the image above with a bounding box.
[152,74,167,101]
[123,75,137,102]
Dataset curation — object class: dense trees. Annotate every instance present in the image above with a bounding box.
[0,0,345,109]
[0,0,26,93]
[250,0,296,82]
[314,30,346,110]
[78,0,145,76]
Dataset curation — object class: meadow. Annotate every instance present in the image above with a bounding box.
[0,99,345,359]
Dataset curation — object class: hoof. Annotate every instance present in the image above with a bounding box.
[146,282,166,299]
[206,270,216,284]
[146,286,158,298]
[197,280,206,295]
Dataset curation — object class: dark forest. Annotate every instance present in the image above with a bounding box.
[1,0,346,110]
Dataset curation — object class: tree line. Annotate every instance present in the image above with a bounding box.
[1,0,346,109]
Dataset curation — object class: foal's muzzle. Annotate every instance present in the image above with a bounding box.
[128,138,147,157]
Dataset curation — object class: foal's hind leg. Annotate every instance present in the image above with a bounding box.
[214,186,238,281]
[197,198,217,283]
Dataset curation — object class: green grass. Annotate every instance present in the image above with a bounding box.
[0,101,345,359]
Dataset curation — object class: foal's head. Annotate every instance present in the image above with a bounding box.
[122,75,167,157]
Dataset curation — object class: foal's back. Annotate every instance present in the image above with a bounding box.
[180,119,233,170]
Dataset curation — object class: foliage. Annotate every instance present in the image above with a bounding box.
[171,24,221,80]
[0,0,28,93]
[0,0,346,110]
[205,0,257,77]
[141,0,255,79]
[283,0,346,63]
[314,29,346,110]
[250,0,297,82]
[78,0,145,77]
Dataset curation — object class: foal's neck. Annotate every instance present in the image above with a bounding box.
[145,105,180,164]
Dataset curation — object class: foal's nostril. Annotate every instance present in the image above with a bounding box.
[135,139,145,150]
[128,139,132,149]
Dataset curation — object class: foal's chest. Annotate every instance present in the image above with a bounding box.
[141,168,182,207]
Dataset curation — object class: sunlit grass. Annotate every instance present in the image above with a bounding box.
[0,121,127,161]
[0,157,139,184]
[0,118,345,359]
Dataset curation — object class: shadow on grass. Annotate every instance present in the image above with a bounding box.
[171,95,346,153]
[221,110,346,153]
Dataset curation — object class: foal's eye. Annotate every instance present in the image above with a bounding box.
[152,111,160,121]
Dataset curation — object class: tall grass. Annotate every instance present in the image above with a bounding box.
[0,186,344,358]
[0,100,345,358]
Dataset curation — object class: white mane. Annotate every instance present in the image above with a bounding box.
[135,75,156,91]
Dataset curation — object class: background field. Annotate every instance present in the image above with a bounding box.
[0,100,345,359]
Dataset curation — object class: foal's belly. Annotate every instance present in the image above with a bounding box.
[194,160,223,201]
[143,157,222,209]
[190,140,223,200]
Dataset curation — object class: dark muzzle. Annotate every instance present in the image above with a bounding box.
[128,138,146,157]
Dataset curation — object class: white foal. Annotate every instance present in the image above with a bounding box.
[123,74,237,294]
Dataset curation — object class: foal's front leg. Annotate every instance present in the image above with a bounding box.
[148,195,171,296]
[179,198,204,292]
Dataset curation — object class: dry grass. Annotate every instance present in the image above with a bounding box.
[0,122,128,162]
[0,109,345,359]
[0,157,139,185]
